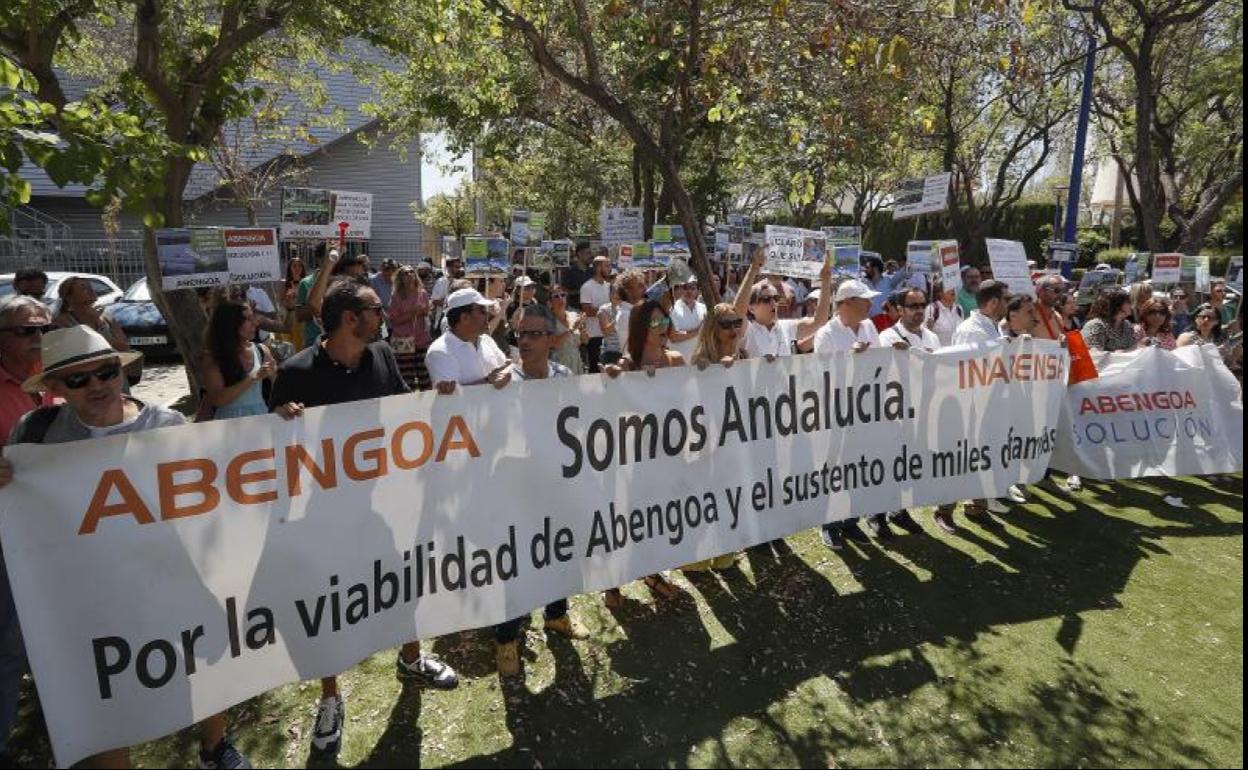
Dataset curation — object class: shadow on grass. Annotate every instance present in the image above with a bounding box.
[433,481,1240,768]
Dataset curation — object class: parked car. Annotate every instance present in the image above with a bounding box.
[0,271,124,313]
[104,278,178,358]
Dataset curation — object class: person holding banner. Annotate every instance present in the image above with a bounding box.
[488,304,589,676]
[1081,289,1138,352]
[691,303,749,367]
[0,296,56,443]
[427,288,511,393]
[1032,275,1069,342]
[0,326,250,769]
[270,278,460,757]
[813,280,890,549]
[669,276,706,362]
[740,248,832,358]
[613,269,648,356]
[1000,294,1039,339]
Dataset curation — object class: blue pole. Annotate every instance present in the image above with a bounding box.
[1063,15,1099,278]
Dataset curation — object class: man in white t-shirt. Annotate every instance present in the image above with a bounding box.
[613,269,648,355]
[738,246,833,358]
[879,287,941,351]
[243,284,281,343]
[813,279,885,551]
[579,255,613,371]
[668,276,706,362]
[425,288,510,392]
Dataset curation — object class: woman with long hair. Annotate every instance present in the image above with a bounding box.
[1081,288,1137,352]
[600,299,685,605]
[1134,298,1177,350]
[691,302,748,367]
[197,298,276,420]
[387,266,432,389]
[1178,303,1225,347]
[53,276,130,353]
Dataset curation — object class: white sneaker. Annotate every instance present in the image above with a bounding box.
[312,694,344,755]
[986,499,1010,514]
[1064,475,1083,492]
[1007,484,1027,503]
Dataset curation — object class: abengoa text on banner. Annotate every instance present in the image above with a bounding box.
[1,342,1069,764]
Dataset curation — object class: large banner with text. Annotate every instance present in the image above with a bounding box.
[0,343,1070,764]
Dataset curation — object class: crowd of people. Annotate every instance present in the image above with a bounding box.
[0,248,1241,767]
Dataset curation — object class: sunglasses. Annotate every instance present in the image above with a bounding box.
[358,303,384,313]
[717,318,745,330]
[1147,309,1166,316]
[902,303,926,310]
[648,316,672,330]
[53,362,122,389]
[753,295,779,304]
[0,324,55,337]
[550,292,568,300]
[1197,314,1215,321]
[517,329,548,339]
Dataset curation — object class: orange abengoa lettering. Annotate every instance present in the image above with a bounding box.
[227,449,278,505]
[436,415,480,460]
[344,428,387,481]
[392,420,435,469]
[79,469,155,535]
[158,459,220,521]
[285,438,338,497]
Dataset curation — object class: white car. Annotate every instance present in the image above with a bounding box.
[0,271,124,314]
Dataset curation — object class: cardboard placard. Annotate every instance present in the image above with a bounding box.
[985,238,1035,298]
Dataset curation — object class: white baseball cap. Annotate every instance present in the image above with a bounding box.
[515,276,536,288]
[446,288,498,312]
[834,279,881,303]
[806,289,821,304]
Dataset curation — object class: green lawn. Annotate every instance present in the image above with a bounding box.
[10,475,1243,768]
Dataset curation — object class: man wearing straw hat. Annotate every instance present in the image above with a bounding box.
[0,326,251,768]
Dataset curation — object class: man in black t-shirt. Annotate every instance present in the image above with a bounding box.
[270,277,459,758]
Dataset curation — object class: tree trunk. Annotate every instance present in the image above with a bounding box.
[631,145,642,207]
[144,156,208,402]
[641,159,656,239]
[653,154,716,307]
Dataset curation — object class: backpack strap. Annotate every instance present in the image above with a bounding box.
[16,405,62,445]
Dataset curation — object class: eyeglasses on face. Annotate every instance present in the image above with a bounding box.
[517,329,548,339]
[648,316,672,330]
[550,292,568,300]
[0,324,55,337]
[717,318,745,330]
[54,362,122,389]
[753,295,778,304]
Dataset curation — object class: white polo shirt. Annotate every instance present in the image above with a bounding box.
[879,322,941,352]
[425,330,508,386]
[813,314,880,354]
[579,277,611,338]
[952,310,1002,347]
[669,298,706,362]
[744,318,801,358]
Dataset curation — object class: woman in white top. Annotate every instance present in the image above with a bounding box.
[925,278,964,347]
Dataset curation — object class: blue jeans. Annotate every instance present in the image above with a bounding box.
[494,599,568,643]
[0,543,27,755]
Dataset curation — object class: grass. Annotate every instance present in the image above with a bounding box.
[9,474,1243,768]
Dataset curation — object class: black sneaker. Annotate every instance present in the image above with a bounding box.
[841,520,871,544]
[820,524,845,551]
[311,695,344,756]
[865,514,895,541]
[890,509,924,535]
[199,737,251,769]
[396,651,459,690]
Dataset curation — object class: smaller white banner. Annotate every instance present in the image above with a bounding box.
[764,225,826,279]
[986,239,1035,298]
[892,173,952,220]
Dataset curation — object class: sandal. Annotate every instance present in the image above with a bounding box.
[603,587,624,609]
[643,573,680,600]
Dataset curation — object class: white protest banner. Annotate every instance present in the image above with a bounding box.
[600,207,644,247]
[765,225,827,280]
[224,228,281,284]
[1051,345,1243,479]
[156,228,230,290]
[1226,255,1243,294]
[280,188,372,240]
[938,241,962,292]
[1152,253,1182,284]
[440,235,462,259]
[0,342,1067,766]
[986,239,1036,298]
[906,241,936,274]
[892,173,952,220]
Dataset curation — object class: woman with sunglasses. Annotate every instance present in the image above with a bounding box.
[600,299,685,604]
[1134,299,1177,350]
[549,283,587,375]
[1177,303,1225,348]
[196,298,276,420]
[691,303,749,368]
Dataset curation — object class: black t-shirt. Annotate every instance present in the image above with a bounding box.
[269,340,410,409]
[563,263,592,308]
